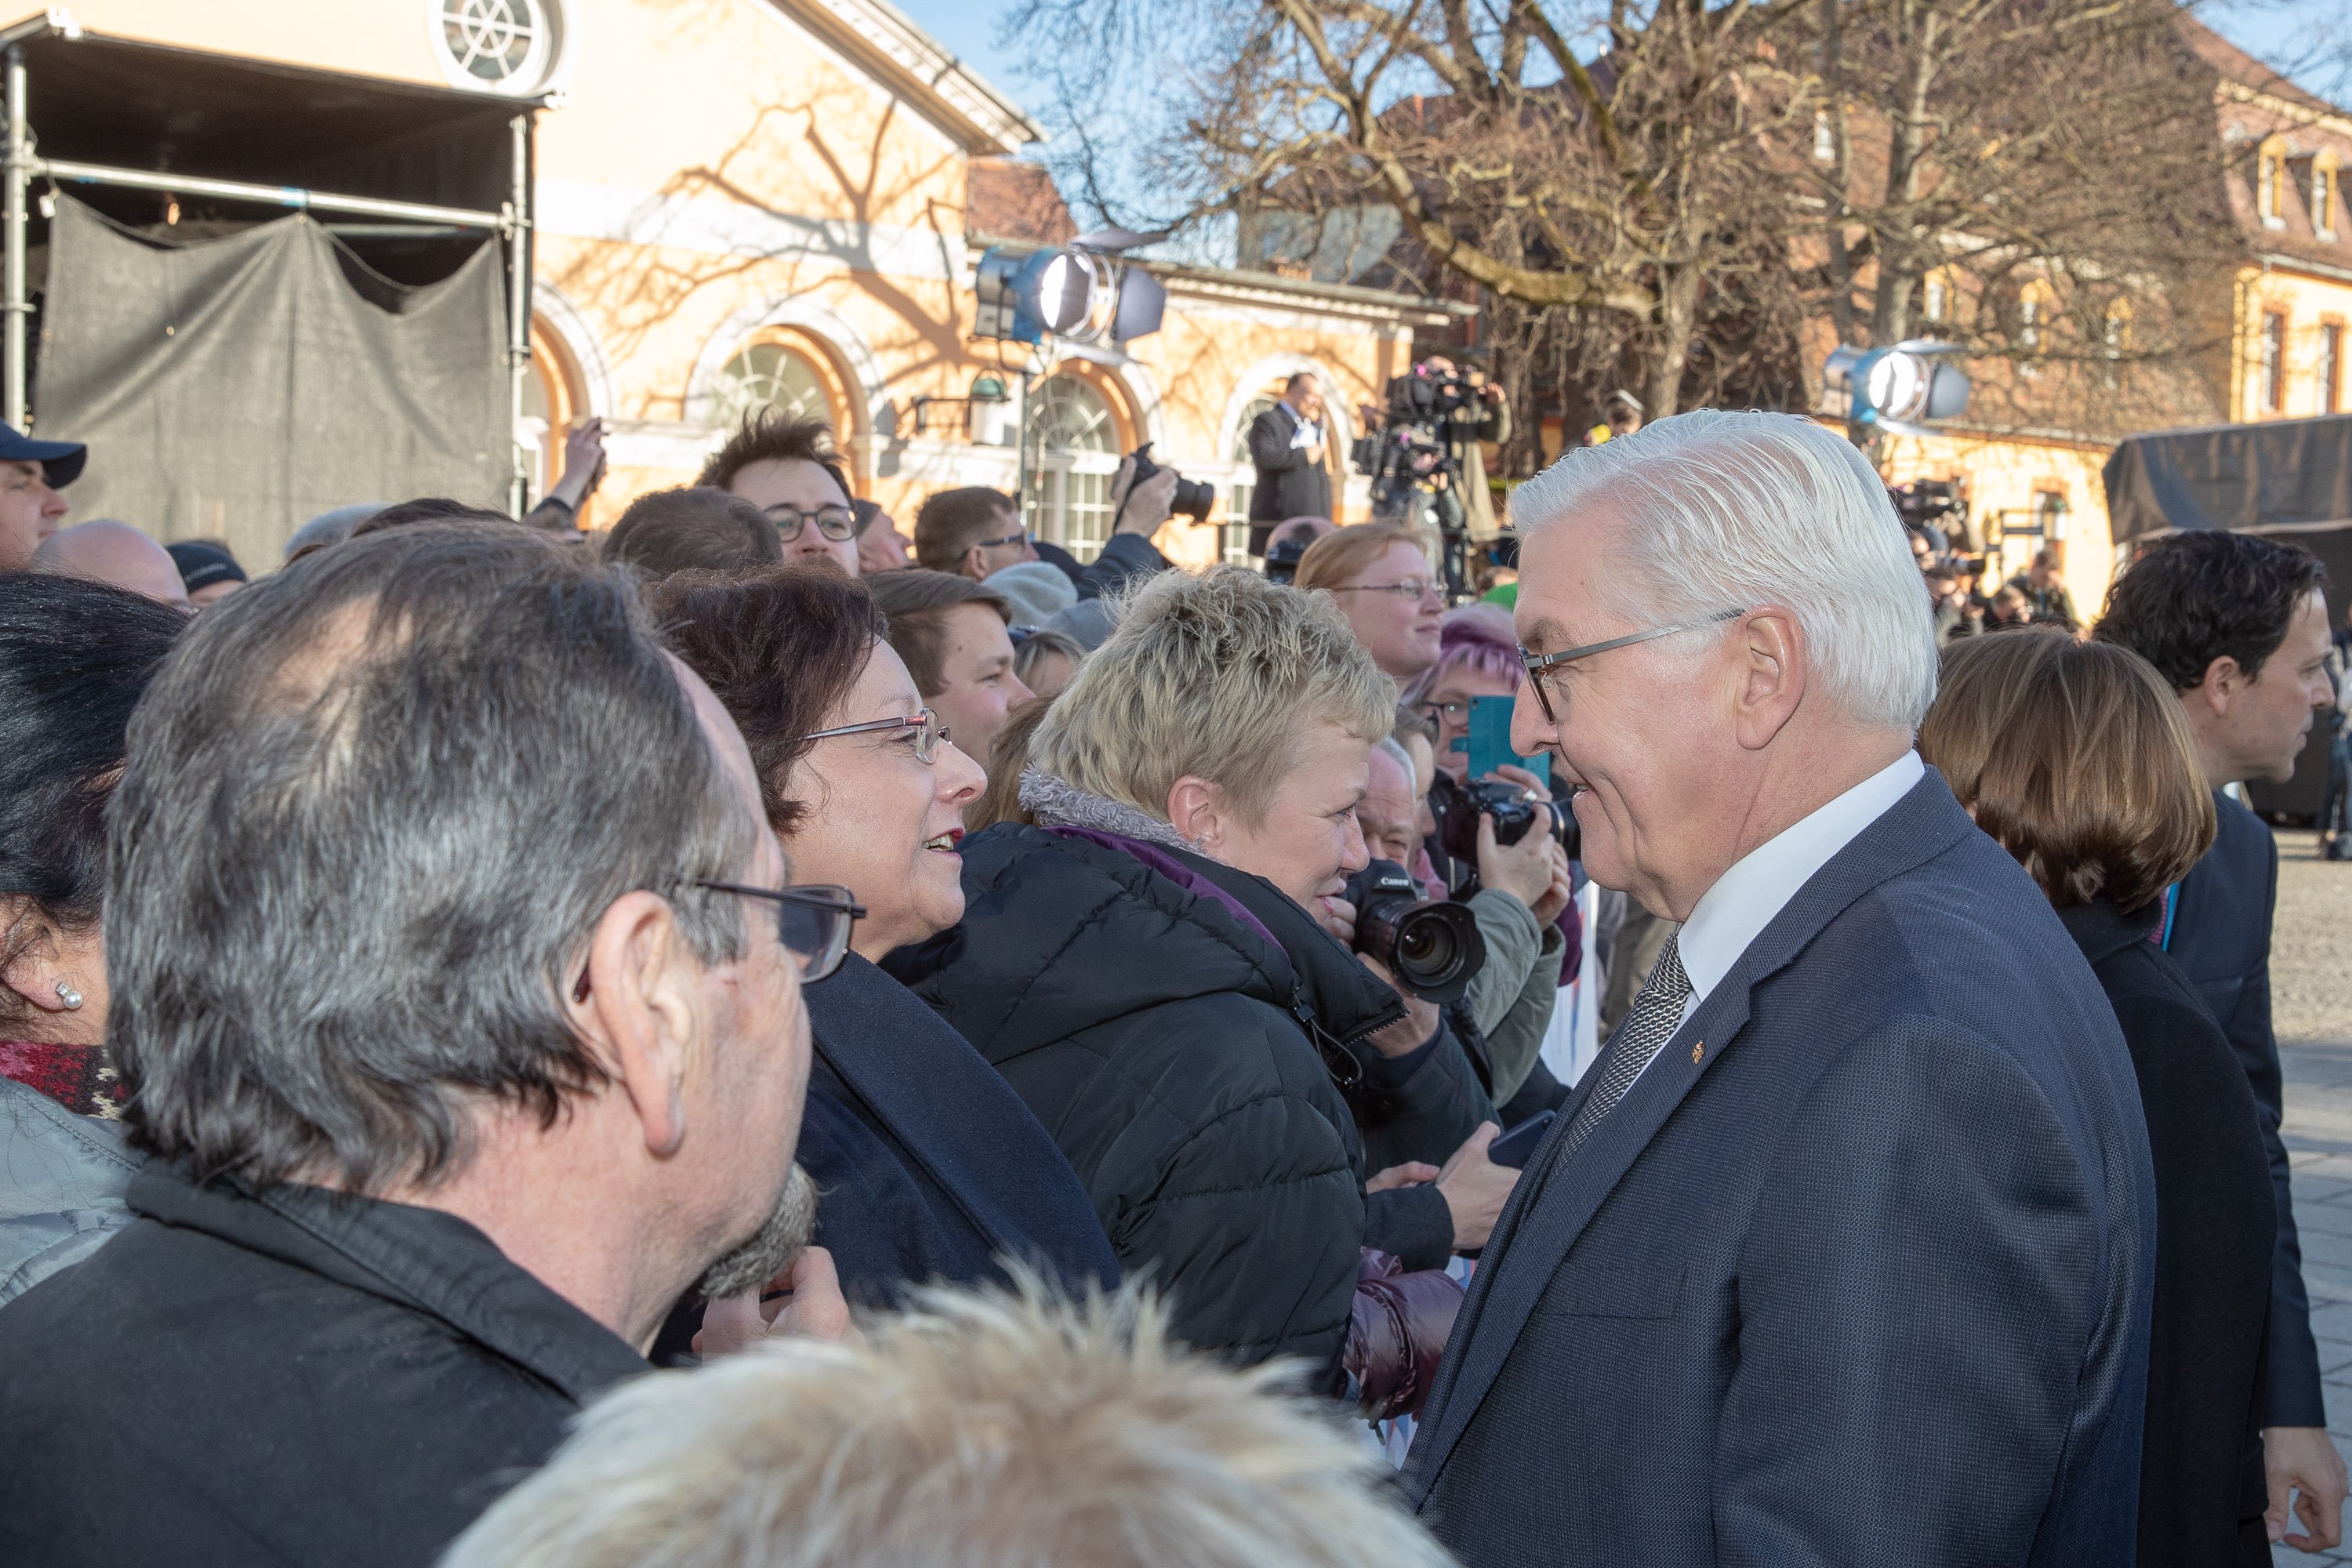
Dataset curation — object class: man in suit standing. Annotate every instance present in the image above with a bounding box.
[2096,530,2345,1555]
[1403,410,2157,1566]
[1246,372,1331,557]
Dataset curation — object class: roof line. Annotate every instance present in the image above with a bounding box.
[779,0,1044,154]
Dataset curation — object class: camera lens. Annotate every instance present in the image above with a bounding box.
[1395,912,1459,975]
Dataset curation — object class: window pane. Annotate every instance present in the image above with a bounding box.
[712,343,830,429]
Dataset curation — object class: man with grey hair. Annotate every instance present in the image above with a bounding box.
[0,523,851,1568]
[1403,411,2155,1566]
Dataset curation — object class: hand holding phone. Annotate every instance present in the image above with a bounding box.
[1487,1110,1557,1170]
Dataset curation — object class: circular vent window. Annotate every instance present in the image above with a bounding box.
[431,0,564,96]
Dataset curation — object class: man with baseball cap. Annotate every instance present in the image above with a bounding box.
[0,422,85,572]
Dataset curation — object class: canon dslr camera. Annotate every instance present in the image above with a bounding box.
[1127,443,1217,522]
[1430,774,1579,867]
[1341,858,1486,1004]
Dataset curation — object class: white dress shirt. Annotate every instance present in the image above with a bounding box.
[1654,750,1926,1049]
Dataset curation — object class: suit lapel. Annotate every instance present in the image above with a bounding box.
[1406,771,1976,1502]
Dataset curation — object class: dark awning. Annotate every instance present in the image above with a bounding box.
[2103,413,2352,544]
[0,18,536,214]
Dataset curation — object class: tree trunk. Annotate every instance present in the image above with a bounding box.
[1645,266,1704,418]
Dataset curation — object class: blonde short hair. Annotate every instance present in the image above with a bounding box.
[1293,521,1430,593]
[1919,629,2216,911]
[1031,566,1396,823]
[439,1280,1454,1568]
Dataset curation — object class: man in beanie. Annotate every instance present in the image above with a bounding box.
[0,421,85,572]
[165,541,248,608]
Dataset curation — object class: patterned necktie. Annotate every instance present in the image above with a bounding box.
[1558,933,1693,1160]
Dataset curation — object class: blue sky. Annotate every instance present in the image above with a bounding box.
[893,0,2347,139]
[891,0,2348,246]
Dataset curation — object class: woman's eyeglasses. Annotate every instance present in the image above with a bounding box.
[1417,699,1473,726]
[1330,578,1439,603]
[804,708,951,765]
[766,503,858,543]
[691,882,866,982]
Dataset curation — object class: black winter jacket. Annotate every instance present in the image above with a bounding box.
[888,824,1410,1374]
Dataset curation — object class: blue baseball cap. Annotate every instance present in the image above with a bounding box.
[0,421,85,487]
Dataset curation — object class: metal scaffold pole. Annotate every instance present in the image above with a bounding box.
[506,113,532,517]
[5,45,28,430]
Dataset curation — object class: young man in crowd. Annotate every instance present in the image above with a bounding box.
[0,524,850,1568]
[700,408,863,576]
[866,570,1034,767]
[0,422,83,572]
[913,459,1177,602]
[2096,530,2347,1554]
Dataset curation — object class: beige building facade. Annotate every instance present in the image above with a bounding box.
[20,0,1457,565]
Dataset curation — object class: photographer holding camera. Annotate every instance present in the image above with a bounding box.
[1356,354,1509,600]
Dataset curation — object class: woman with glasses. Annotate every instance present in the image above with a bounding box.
[1294,522,1446,683]
[655,566,1119,1319]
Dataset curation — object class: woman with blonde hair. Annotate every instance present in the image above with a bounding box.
[888,567,1490,1410]
[1920,628,2273,1567]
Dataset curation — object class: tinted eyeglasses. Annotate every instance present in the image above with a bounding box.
[691,882,866,982]
[767,503,858,542]
[804,708,952,766]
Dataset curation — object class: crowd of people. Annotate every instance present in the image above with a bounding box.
[0,397,2344,1567]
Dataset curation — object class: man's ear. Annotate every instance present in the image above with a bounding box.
[2192,655,2245,717]
[1728,608,1807,753]
[1167,776,1227,851]
[566,891,699,1159]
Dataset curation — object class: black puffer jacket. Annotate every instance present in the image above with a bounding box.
[887,823,1404,1373]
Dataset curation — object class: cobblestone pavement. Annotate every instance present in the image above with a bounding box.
[2269,830,2352,1565]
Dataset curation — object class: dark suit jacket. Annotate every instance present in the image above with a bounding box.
[2059,899,2274,1568]
[652,953,1120,1359]
[1246,403,1332,539]
[1404,771,2157,1566]
[797,953,1121,1305]
[2168,789,2323,1429]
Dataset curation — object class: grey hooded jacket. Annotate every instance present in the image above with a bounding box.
[1,1076,138,1303]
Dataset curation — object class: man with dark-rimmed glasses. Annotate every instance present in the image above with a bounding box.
[0,522,859,1568]
[1403,410,2156,1568]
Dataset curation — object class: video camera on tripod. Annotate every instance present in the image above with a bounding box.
[1349,361,1475,487]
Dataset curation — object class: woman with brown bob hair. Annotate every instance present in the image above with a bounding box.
[650,565,1117,1341]
[1920,628,2274,1567]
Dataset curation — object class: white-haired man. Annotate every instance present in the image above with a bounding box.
[1402,411,2156,1566]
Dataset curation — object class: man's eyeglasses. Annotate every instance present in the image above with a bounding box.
[804,708,952,765]
[767,503,858,543]
[975,528,1032,551]
[1518,609,1746,724]
[1330,579,1439,603]
[692,882,866,982]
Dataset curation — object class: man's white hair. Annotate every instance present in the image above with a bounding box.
[1374,734,1415,779]
[1509,409,1936,731]
[440,1277,1454,1568]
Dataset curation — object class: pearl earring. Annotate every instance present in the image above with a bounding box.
[54,981,83,1011]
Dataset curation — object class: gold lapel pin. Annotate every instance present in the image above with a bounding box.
[1691,1040,1705,1064]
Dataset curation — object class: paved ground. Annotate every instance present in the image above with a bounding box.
[2268,830,2352,1564]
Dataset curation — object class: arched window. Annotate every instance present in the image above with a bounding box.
[522,318,590,524]
[709,341,834,431]
[1224,394,1281,562]
[1022,375,1122,561]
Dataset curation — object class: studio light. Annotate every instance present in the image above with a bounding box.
[972,227,1171,348]
[1824,339,1971,437]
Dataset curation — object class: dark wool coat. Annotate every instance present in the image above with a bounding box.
[888,824,1418,1374]
[2061,899,2275,1568]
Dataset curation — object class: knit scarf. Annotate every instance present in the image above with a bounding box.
[1018,768,1206,855]
[0,1039,124,1119]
